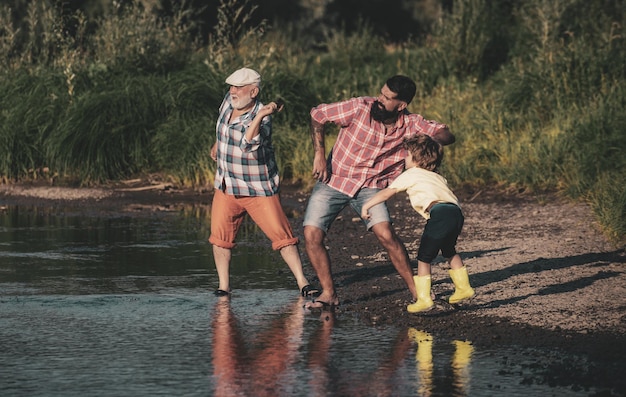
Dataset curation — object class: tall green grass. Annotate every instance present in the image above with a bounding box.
[0,71,66,181]
[47,73,168,183]
[0,0,623,243]
[150,65,224,187]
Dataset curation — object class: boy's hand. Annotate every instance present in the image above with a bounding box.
[361,208,371,220]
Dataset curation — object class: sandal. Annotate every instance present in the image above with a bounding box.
[301,284,320,297]
[214,289,231,297]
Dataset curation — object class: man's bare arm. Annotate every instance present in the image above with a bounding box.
[433,127,456,146]
[310,119,328,181]
[310,119,326,155]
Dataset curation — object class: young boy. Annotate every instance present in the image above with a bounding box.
[361,134,474,313]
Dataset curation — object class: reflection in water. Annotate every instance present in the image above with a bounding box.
[212,297,477,396]
[210,298,417,396]
[411,329,434,396]
[211,296,305,397]
[307,311,415,396]
[409,328,473,397]
[307,310,334,396]
[452,340,473,393]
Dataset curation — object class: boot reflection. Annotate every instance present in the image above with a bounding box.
[408,328,474,397]
[451,340,474,394]
[409,329,433,397]
[211,296,305,397]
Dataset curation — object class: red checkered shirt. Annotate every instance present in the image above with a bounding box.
[311,96,449,197]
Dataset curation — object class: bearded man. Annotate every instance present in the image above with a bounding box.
[209,67,317,299]
[302,75,455,310]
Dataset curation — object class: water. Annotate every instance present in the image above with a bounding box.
[0,205,610,396]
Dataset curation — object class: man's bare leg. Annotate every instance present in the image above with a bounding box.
[371,222,417,301]
[279,244,311,291]
[303,225,339,306]
[213,245,232,292]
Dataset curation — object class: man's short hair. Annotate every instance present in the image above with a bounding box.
[386,75,416,104]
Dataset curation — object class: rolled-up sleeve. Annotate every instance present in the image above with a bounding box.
[240,116,271,152]
[311,98,360,126]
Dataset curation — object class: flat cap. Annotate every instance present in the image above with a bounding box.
[225,67,261,87]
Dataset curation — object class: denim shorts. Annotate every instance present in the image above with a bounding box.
[303,182,391,233]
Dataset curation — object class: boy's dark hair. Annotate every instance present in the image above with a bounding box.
[403,134,443,172]
[386,75,417,104]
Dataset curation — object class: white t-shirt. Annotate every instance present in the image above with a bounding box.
[388,167,460,220]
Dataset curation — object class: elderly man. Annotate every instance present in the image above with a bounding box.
[209,67,317,298]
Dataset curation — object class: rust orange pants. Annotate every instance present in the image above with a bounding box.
[209,190,299,250]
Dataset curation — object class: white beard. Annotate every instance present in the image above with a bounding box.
[231,92,254,110]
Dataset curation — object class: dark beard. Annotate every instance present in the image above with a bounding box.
[370,101,398,123]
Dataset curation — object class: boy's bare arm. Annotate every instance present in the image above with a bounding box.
[361,188,398,219]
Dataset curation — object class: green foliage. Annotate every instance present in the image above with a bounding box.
[560,83,626,203]
[211,0,261,52]
[150,65,224,186]
[90,1,194,73]
[434,0,514,81]
[0,70,66,180]
[587,172,626,245]
[259,70,319,128]
[47,73,167,183]
[296,21,390,103]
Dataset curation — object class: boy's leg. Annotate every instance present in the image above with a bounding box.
[448,264,475,304]
[448,254,464,270]
[446,254,475,302]
[421,203,473,303]
[418,206,457,302]
[417,260,433,276]
[407,261,435,313]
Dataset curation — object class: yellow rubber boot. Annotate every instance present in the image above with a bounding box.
[407,275,434,313]
[448,267,475,304]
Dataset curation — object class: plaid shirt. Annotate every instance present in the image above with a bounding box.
[214,93,279,196]
[311,96,449,197]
